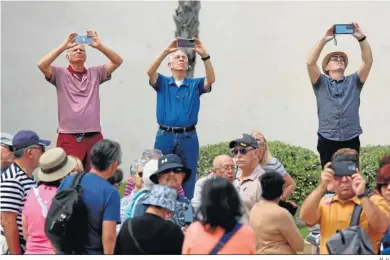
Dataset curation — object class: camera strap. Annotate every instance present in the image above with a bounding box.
[333,35,338,46]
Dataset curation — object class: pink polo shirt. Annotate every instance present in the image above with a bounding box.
[22,184,57,254]
[47,65,111,133]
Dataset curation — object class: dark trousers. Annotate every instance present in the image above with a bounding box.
[317,134,361,169]
[154,128,199,200]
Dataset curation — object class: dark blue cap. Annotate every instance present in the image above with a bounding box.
[12,130,51,150]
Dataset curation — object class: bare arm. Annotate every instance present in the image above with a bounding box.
[281,173,296,200]
[147,51,170,86]
[299,185,326,226]
[362,196,389,233]
[102,220,117,254]
[94,44,123,76]
[22,215,28,242]
[37,33,77,79]
[1,212,21,254]
[147,39,179,86]
[351,23,373,83]
[357,39,373,83]
[307,39,327,84]
[194,38,215,89]
[307,26,335,84]
[202,58,215,89]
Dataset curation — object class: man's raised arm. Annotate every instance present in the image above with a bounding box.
[37,33,77,79]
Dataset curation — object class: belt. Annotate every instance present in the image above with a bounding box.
[67,132,100,138]
[159,125,196,133]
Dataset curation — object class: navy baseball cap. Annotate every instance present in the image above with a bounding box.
[12,130,51,150]
[229,133,259,149]
[150,154,191,184]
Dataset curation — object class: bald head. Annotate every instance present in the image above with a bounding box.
[212,155,235,182]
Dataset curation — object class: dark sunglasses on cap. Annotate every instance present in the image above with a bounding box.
[232,148,254,155]
[329,56,346,62]
[161,167,185,174]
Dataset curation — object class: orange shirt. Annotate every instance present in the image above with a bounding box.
[318,194,390,254]
[182,221,256,254]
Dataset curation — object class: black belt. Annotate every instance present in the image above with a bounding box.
[67,132,100,138]
[159,125,196,133]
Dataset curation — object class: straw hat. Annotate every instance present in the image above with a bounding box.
[322,51,349,75]
[33,147,77,182]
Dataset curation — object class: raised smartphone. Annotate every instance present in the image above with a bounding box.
[177,38,195,48]
[334,24,354,34]
[75,35,93,44]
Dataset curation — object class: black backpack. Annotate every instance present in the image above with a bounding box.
[45,172,89,254]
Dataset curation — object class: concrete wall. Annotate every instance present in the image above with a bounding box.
[2,1,389,175]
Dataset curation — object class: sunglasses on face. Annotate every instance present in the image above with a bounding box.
[232,148,254,155]
[329,56,346,62]
[138,171,143,178]
[161,168,184,174]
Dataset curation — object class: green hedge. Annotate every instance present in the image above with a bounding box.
[198,141,390,205]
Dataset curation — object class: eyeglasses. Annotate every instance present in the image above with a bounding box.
[232,148,254,155]
[161,168,184,174]
[29,145,45,153]
[215,165,235,171]
[329,56,346,62]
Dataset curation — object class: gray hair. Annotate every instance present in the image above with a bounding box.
[141,149,163,161]
[129,159,146,176]
[13,148,27,159]
[90,139,122,171]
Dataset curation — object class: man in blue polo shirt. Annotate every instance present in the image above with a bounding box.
[306,22,373,168]
[146,37,215,200]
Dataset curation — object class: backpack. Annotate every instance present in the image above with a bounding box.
[326,204,375,255]
[45,172,89,254]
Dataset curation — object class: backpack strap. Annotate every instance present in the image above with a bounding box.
[33,187,48,218]
[350,204,363,227]
[210,222,242,255]
[71,172,87,189]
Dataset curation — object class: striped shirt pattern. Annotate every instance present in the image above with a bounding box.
[0,163,37,238]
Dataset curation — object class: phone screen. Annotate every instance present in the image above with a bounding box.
[75,35,93,44]
[177,38,195,48]
[334,24,354,34]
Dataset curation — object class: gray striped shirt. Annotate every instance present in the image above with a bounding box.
[0,163,36,239]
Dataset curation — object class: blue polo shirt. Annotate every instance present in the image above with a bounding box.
[150,73,211,127]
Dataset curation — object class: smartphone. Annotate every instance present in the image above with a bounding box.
[183,205,194,224]
[177,38,195,48]
[75,35,93,44]
[334,24,354,34]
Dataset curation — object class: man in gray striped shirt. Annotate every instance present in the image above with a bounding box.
[0,130,50,254]
[306,22,373,168]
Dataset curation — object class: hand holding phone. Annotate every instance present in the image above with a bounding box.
[330,154,358,177]
[334,24,354,34]
[75,35,93,45]
[177,38,195,48]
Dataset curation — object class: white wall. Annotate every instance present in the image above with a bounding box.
[2,1,389,175]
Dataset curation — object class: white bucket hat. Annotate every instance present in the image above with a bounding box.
[33,147,77,182]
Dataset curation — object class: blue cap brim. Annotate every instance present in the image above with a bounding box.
[38,139,51,146]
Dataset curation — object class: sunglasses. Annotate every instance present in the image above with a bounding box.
[138,171,143,178]
[232,148,254,155]
[329,56,346,62]
[161,168,184,174]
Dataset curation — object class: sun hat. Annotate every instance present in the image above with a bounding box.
[33,147,77,182]
[322,51,349,75]
[142,185,177,212]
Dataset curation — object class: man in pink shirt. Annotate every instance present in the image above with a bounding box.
[38,30,123,171]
